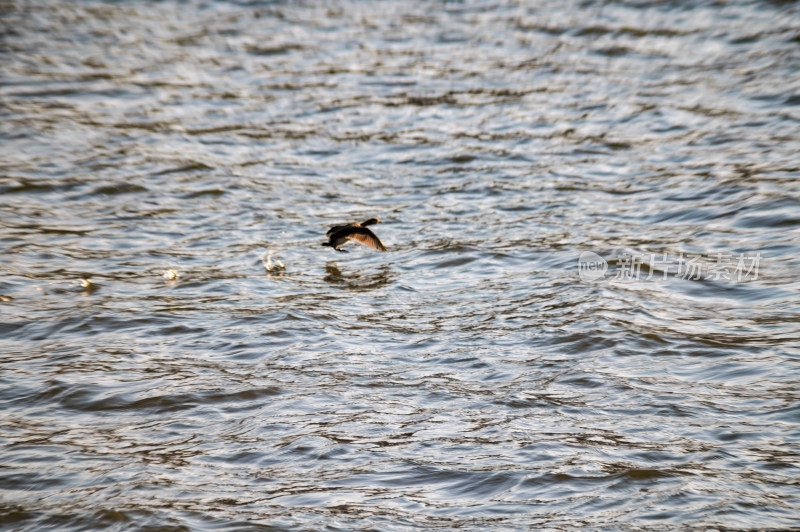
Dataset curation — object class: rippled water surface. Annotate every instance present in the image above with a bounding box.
[2,0,800,529]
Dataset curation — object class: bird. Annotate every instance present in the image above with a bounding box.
[322,218,387,253]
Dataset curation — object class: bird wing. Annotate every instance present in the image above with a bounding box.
[349,227,387,251]
[326,224,348,237]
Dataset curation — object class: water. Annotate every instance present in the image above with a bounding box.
[2,0,799,529]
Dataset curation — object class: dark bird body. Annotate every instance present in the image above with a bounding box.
[322,218,387,252]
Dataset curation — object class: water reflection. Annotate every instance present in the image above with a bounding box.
[324,263,396,292]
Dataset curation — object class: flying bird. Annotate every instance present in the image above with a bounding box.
[322,218,387,253]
